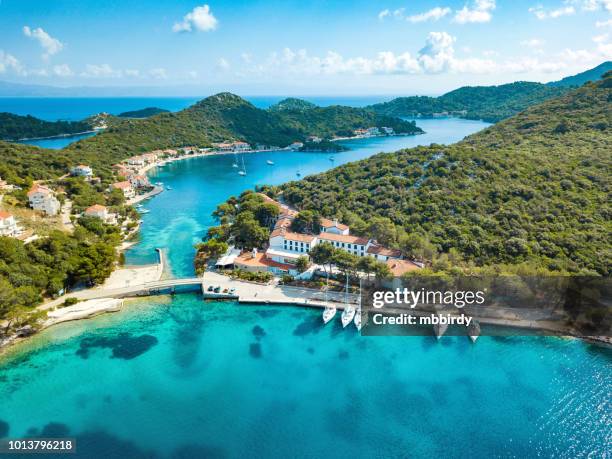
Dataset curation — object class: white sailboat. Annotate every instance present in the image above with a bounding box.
[266,160,274,165]
[232,152,239,168]
[340,273,355,328]
[238,156,247,176]
[323,306,337,324]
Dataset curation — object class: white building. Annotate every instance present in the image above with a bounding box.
[287,141,304,150]
[0,211,18,237]
[367,243,402,262]
[381,127,394,135]
[128,174,150,188]
[232,141,250,152]
[110,181,135,199]
[366,127,380,136]
[127,156,146,167]
[320,218,350,235]
[84,204,108,220]
[317,232,369,257]
[70,164,93,178]
[307,135,322,143]
[28,185,60,216]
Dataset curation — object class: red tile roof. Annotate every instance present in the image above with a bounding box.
[27,184,52,197]
[367,244,402,258]
[320,217,349,231]
[234,252,294,271]
[85,204,107,213]
[0,211,13,219]
[317,232,368,245]
[111,181,132,189]
[386,259,421,276]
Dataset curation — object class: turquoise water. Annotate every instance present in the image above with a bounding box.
[16,131,98,149]
[126,118,491,275]
[0,296,609,458]
[1,117,610,458]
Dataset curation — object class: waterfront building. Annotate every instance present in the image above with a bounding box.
[27,184,60,216]
[306,135,322,143]
[288,141,304,150]
[317,232,369,257]
[129,175,151,188]
[0,211,18,237]
[234,249,297,276]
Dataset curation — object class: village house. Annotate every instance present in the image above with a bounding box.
[128,174,150,189]
[70,164,93,178]
[366,127,380,136]
[287,141,304,151]
[353,128,367,136]
[234,249,298,276]
[84,204,116,224]
[232,141,250,152]
[27,184,60,216]
[0,211,19,237]
[367,243,403,262]
[127,156,146,167]
[214,142,234,152]
[306,135,322,143]
[110,181,135,199]
[381,126,394,135]
[317,232,369,257]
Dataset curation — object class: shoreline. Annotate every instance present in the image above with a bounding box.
[12,129,98,142]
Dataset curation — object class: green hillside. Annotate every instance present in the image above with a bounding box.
[117,107,170,118]
[548,61,612,87]
[368,81,568,122]
[0,112,92,141]
[0,93,421,185]
[268,98,317,111]
[275,75,611,275]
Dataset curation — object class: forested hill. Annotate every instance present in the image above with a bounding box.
[0,112,92,141]
[548,61,612,87]
[0,92,420,184]
[268,98,317,111]
[368,81,568,122]
[117,107,169,118]
[275,74,611,275]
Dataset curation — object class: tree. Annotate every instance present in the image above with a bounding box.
[231,211,270,250]
[296,256,310,273]
[367,216,397,246]
[290,210,321,234]
[309,242,335,275]
[255,203,280,228]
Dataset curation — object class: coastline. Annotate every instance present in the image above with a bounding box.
[12,129,98,142]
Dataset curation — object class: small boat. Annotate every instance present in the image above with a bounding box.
[266,160,274,165]
[139,209,150,214]
[296,171,301,177]
[232,162,239,168]
[322,306,336,324]
[232,152,239,168]
[155,182,163,186]
[341,306,356,328]
[468,320,481,343]
[354,308,362,331]
[166,186,172,190]
[238,170,246,176]
[329,156,335,161]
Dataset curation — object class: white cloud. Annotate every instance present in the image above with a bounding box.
[0,50,24,75]
[520,38,544,48]
[417,31,456,72]
[52,64,73,76]
[241,53,252,63]
[596,18,612,27]
[529,5,575,19]
[217,58,230,70]
[23,26,63,59]
[149,68,167,79]
[378,9,390,20]
[581,0,612,12]
[407,7,452,23]
[393,8,406,18]
[82,63,122,78]
[173,4,217,32]
[453,0,496,24]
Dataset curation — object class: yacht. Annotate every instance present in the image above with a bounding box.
[354,308,362,331]
[322,306,336,324]
[232,152,239,168]
[341,306,356,328]
[266,160,274,165]
[139,209,150,214]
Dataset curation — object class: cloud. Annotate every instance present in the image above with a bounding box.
[529,5,575,19]
[52,64,73,76]
[378,9,390,20]
[23,26,63,59]
[453,0,496,24]
[581,0,612,12]
[0,50,24,75]
[520,38,544,48]
[81,63,122,78]
[217,58,230,70]
[417,31,456,72]
[125,69,140,77]
[149,68,167,79]
[596,18,612,27]
[173,4,217,32]
[407,7,452,23]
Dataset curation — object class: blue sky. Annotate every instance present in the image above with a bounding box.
[0,0,610,95]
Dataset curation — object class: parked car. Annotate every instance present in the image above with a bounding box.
[214,286,221,293]
[207,285,214,292]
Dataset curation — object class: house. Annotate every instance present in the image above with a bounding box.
[317,232,369,257]
[127,156,146,167]
[232,141,250,152]
[70,164,93,178]
[84,204,109,220]
[234,249,297,276]
[353,128,367,136]
[366,127,380,136]
[367,243,403,262]
[214,142,234,152]
[381,127,394,135]
[287,141,304,150]
[110,181,135,199]
[307,135,322,143]
[320,218,350,235]
[0,211,18,237]
[113,164,131,178]
[141,153,159,164]
[27,184,60,216]
[129,175,150,188]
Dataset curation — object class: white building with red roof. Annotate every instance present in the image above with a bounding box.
[70,164,93,178]
[110,181,135,199]
[320,218,350,235]
[27,184,60,216]
[0,211,18,237]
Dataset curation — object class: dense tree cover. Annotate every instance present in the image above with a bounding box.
[194,239,229,275]
[0,93,419,185]
[0,112,91,141]
[548,61,612,87]
[268,98,317,111]
[309,242,390,280]
[117,107,170,118]
[368,82,569,122]
[272,76,611,276]
[290,210,321,234]
[0,222,121,331]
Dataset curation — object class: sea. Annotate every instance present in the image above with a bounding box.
[0,98,609,459]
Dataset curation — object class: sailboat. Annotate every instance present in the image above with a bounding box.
[238,156,247,176]
[341,273,355,328]
[321,272,336,323]
[232,152,239,168]
[266,160,274,165]
[354,278,362,331]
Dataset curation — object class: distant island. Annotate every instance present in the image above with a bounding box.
[547,61,612,87]
[117,107,170,118]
